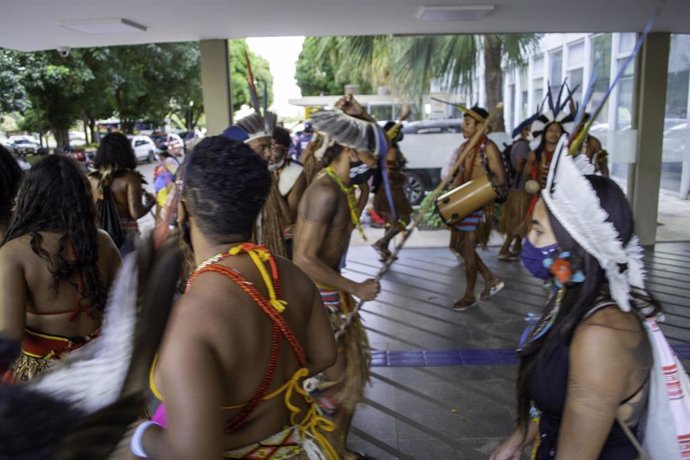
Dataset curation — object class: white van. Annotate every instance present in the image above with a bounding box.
[129,135,158,163]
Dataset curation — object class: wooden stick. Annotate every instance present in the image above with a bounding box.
[334,103,501,339]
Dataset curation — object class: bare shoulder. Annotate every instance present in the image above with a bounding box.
[97,228,117,248]
[275,256,317,294]
[304,174,338,202]
[299,175,340,222]
[573,306,645,355]
[0,235,32,259]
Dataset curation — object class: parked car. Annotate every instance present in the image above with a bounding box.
[7,135,41,156]
[398,120,508,205]
[129,135,158,163]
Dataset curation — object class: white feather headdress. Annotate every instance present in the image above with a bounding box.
[541,135,646,312]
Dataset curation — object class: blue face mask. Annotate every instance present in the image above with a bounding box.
[520,238,559,279]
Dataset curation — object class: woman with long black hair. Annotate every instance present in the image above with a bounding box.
[491,144,660,459]
[0,155,121,382]
[89,132,155,255]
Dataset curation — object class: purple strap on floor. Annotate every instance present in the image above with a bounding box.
[370,346,690,367]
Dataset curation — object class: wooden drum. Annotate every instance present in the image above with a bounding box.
[435,175,497,226]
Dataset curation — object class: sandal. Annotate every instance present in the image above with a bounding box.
[479,280,505,300]
[452,298,478,311]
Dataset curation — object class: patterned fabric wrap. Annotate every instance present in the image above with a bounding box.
[317,286,371,412]
[119,216,139,232]
[223,426,328,459]
[641,318,690,459]
[1,328,98,383]
[454,210,484,233]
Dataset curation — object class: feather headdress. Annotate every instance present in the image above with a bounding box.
[531,81,578,138]
[512,111,542,141]
[309,109,387,160]
[235,111,278,144]
[542,135,646,312]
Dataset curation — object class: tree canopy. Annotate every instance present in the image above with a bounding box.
[0,39,273,142]
[294,34,539,130]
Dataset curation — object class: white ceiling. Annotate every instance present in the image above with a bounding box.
[2,0,688,52]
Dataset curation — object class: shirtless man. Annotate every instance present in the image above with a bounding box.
[0,155,121,382]
[293,96,382,460]
[128,136,337,459]
[89,132,155,255]
[448,107,505,311]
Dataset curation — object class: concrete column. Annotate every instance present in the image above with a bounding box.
[200,39,232,136]
[631,32,671,246]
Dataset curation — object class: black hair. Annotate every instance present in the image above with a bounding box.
[534,122,565,163]
[0,145,23,230]
[469,106,489,120]
[182,136,271,240]
[515,175,661,431]
[1,155,106,315]
[272,126,293,150]
[383,121,403,146]
[94,132,136,171]
[321,143,345,168]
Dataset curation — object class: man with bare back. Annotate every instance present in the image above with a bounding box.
[293,96,384,460]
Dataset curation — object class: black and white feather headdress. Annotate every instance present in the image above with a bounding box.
[542,135,646,312]
[309,110,387,160]
[236,111,278,143]
[531,81,578,138]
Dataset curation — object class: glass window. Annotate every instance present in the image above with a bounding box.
[615,57,635,130]
[549,50,563,95]
[567,68,584,103]
[590,34,612,118]
[568,41,585,68]
[533,54,545,78]
[618,33,637,54]
[658,34,690,240]
[533,79,544,110]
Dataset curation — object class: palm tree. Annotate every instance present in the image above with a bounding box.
[314,34,539,132]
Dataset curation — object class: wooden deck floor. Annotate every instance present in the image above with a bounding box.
[344,242,690,459]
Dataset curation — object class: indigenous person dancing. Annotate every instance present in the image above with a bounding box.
[372,120,413,262]
[444,106,505,311]
[491,142,657,460]
[129,136,338,459]
[89,132,155,255]
[293,96,383,460]
[498,116,537,261]
[0,155,121,382]
[0,144,23,237]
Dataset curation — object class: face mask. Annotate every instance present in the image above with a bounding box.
[520,238,559,279]
[268,157,286,172]
[349,160,374,185]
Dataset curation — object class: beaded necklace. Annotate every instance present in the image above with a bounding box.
[324,165,367,241]
[190,242,287,313]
